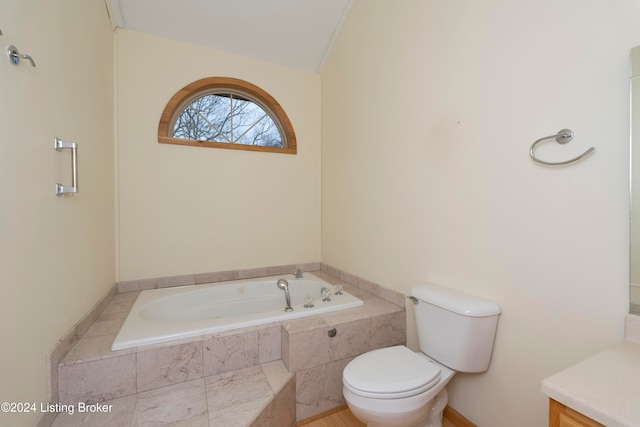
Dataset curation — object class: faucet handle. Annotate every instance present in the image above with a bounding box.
[294,268,303,279]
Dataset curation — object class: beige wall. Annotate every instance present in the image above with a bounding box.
[321,0,639,425]
[0,1,114,426]
[115,30,322,281]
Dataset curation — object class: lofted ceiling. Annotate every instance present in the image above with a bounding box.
[106,0,353,72]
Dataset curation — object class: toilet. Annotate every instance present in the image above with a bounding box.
[342,283,500,427]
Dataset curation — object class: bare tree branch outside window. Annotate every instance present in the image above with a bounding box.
[173,93,283,147]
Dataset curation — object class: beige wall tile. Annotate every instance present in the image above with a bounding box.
[258,325,282,363]
[58,355,136,405]
[137,341,203,392]
[203,330,259,376]
[130,379,207,427]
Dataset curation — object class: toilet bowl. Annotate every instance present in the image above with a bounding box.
[342,345,454,427]
[342,283,501,427]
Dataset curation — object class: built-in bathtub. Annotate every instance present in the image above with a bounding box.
[112,273,363,350]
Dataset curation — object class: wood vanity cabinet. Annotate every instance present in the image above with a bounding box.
[549,399,605,427]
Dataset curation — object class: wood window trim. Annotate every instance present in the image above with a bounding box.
[158,77,297,154]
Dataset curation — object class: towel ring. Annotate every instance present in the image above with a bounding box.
[529,129,595,166]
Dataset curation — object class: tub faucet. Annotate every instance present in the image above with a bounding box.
[277,279,294,312]
[294,269,303,279]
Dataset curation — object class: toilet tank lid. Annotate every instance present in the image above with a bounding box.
[411,284,501,317]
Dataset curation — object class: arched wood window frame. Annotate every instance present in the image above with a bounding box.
[158,77,296,154]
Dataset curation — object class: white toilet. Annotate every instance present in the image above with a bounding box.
[342,283,500,427]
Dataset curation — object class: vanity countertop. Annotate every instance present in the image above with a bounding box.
[541,315,640,427]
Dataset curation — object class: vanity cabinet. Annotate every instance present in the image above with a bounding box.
[549,399,604,427]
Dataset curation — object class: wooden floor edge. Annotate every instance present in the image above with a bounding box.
[296,405,350,426]
[444,405,477,427]
[296,404,476,427]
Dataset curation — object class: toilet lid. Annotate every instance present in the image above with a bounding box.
[343,346,441,397]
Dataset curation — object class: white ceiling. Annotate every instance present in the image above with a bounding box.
[107,0,353,72]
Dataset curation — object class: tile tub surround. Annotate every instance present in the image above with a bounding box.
[51,361,295,427]
[281,291,406,419]
[50,266,405,425]
[115,262,322,293]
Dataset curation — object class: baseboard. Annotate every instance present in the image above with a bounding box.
[444,405,477,427]
[296,405,350,425]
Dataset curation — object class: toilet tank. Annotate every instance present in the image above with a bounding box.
[411,284,500,373]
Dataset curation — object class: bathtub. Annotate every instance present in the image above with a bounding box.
[112,273,363,350]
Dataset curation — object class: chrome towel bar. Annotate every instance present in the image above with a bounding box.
[54,138,78,196]
[529,129,595,166]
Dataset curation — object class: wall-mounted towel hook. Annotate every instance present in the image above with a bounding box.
[529,129,595,166]
[6,44,35,67]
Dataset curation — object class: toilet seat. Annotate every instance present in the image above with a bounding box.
[343,346,441,399]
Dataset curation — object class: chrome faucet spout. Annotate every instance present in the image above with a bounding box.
[294,269,303,279]
[277,279,294,312]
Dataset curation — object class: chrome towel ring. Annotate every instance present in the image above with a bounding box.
[529,129,595,166]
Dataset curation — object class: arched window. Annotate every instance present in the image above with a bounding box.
[158,77,296,154]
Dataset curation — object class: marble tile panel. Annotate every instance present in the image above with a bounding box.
[58,354,136,405]
[377,286,406,308]
[298,262,321,272]
[157,274,196,289]
[284,324,330,372]
[268,264,297,276]
[310,269,340,285]
[164,413,210,427]
[99,292,140,319]
[281,327,290,369]
[238,266,270,279]
[208,396,270,427]
[325,357,353,407]
[270,377,296,427]
[341,284,377,301]
[117,278,158,293]
[137,335,204,351]
[328,318,370,361]
[260,360,292,393]
[361,297,404,316]
[205,365,273,413]
[318,306,369,325]
[202,330,259,376]
[83,318,125,338]
[130,378,207,427]
[194,269,239,284]
[258,324,281,363]
[339,270,359,286]
[319,263,341,279]
[295,358,348,421]
[356,277,381,296]
[47,337,77,404]
[137,341,203,392]
[60,334,133,365]
[280,315,327,334]
[371,311,407,350]
[249,399,273,427]
[50,394,137,427]
[46,287,116,404]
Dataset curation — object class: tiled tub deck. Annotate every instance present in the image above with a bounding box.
[51,269,406,426]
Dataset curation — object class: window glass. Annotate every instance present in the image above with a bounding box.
[158,78,296,154]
